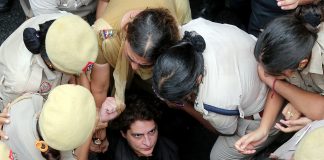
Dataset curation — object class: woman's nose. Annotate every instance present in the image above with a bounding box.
[131,62,139,70]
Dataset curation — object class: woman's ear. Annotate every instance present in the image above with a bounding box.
[196,74,203,84]
[298,59,309,70]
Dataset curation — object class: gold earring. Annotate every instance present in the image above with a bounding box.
[35,140,49,152]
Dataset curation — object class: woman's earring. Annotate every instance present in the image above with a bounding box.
[297,65,305,71]
[35,140,49,152]
[297,59,309,71]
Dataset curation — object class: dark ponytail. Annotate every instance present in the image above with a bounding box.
[254,3,323,75]
[23,28,41,54]
[181,31,206,53]
[126,8,180,63]
[152,31,205,102]
[23,20,54,55]
[295,3,323,33]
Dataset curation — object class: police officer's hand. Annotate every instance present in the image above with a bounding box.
[275,117,312,133]
[257,65,277,87]
[0,106,10,140]
[99,97,118,123]
[235,128,268,154]
[282,103,301,120]
[90,129,108,153]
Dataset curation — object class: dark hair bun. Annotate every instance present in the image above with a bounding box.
[23,20,55,55]
[23,28,41,54]
[182,31,206,53]
[304,11,321,27]
[295,4,323,32]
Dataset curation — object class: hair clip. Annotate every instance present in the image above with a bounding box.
[35,140,49,152]
[100,29,116,40]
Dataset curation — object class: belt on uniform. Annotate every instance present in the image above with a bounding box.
[203,103,239,116]
[203,103,263,120]
[244,110,264,120]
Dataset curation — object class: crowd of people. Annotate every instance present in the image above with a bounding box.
[1,0,324,159]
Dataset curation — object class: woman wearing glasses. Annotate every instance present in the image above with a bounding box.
[90,0,191,118]
[90,0,191,152]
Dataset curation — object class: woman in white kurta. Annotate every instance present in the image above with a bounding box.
[152,18,283,159]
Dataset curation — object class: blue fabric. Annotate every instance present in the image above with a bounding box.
[203,103,239,116]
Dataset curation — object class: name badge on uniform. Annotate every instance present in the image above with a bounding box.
[39,81,52,94]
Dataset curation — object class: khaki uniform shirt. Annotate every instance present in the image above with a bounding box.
[272,23,324,160]
[0,13,71,111]
[1,93,74,160]
[92,0,191,112]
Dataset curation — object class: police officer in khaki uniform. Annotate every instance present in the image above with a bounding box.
[0,13,98,111]
[235,3,324,156]
[1,84,96,160]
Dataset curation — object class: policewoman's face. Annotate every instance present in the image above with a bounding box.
[122,120,158,157]
[124,40,153,70]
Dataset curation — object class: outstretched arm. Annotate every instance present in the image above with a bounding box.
[273,81,324,120]
[96,0,110,19]
[235,89,284,154]
[258,65,324,120]
[91,63,110,108]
